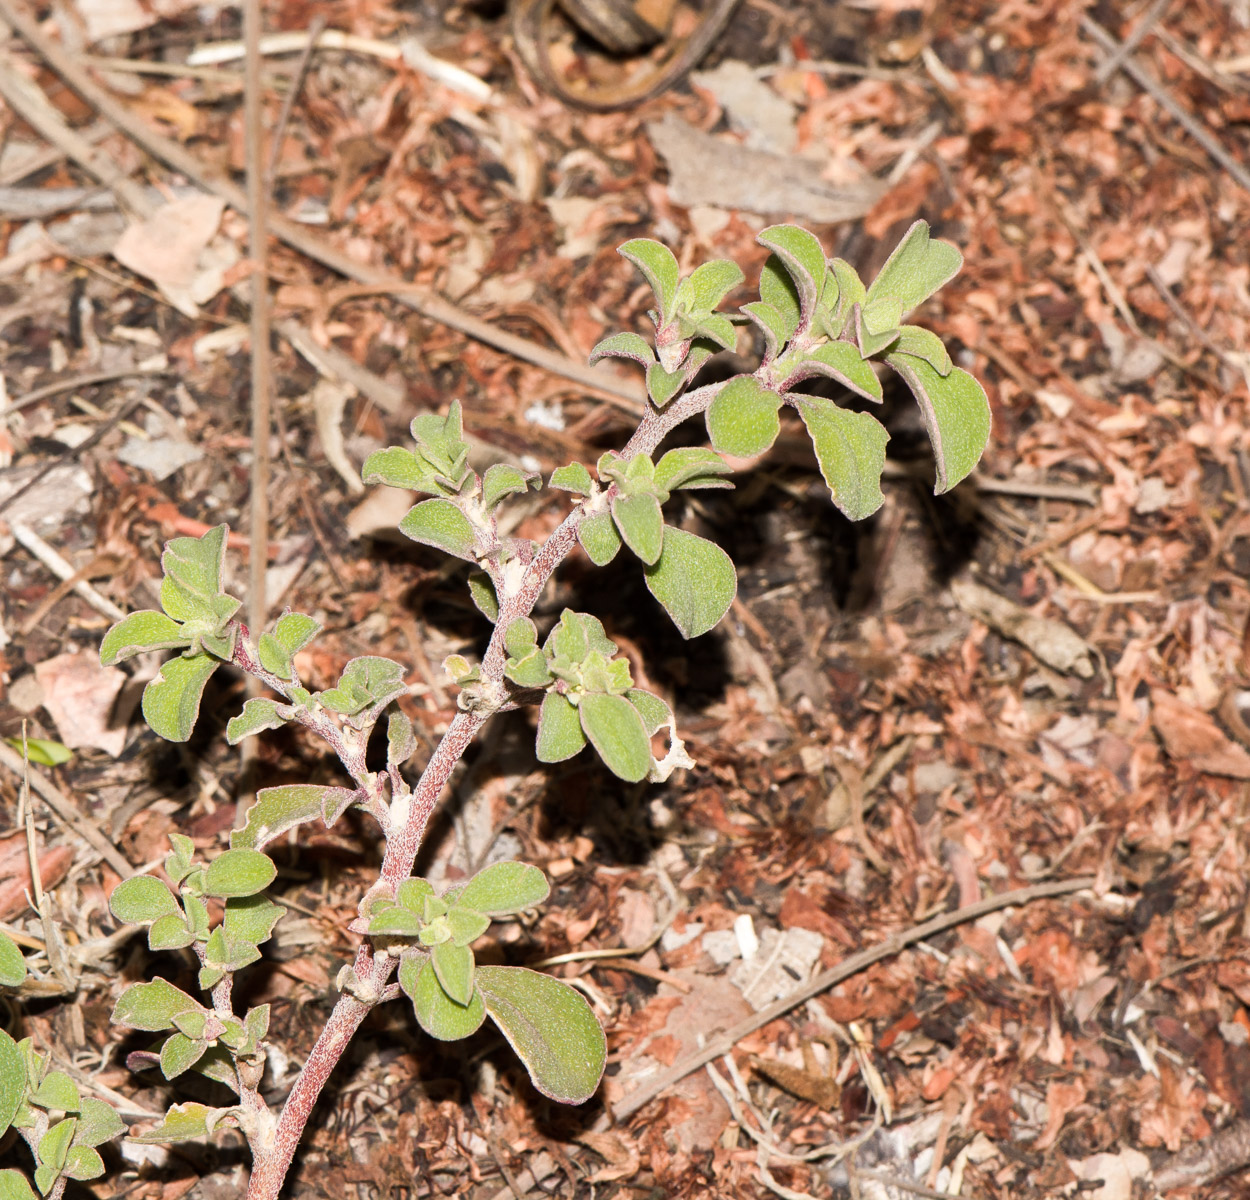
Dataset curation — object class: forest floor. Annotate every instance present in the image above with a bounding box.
[2,0,1250,1197]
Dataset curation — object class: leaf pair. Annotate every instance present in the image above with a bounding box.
[361,399,474,499]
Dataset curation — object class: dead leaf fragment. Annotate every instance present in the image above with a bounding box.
[1068,1148,1150,1200]
[1151,690,1250,779]
[34,651,128,756]
[951,577,1096,678]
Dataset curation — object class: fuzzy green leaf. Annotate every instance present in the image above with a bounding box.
[626,688,671,736]
[232,784,357,850]
[431,940,475,1006]
[687,312,736,350]
[653,448,733,494]
[75,1098,125,1148]
[0,1172,36,1200]
[159,1034,205,1081]
[705,376,783,459]
[549,463,595,494]
[37,1117,75,1169]
[397,879,437,912]
[369,905,423,936]
[482,464,538,511]
[141,652,219,742]
[891,324,953,376]
[579,693,651,782]
[62,1145,104,1182]
[127,1102,218,1144]
[0,933,26,988]
[319,656,407,717]
[203,849,276,898]
[792,341,883,402]
[257,611,321,679]
[398,498,478,561]
[112,979,202,1033]
[100,610,190,666]
[110,876,179,926]
[643,527,736,640]
[686,258,744,312]
[446,908,491,947]
[457,862,550,915]
[467,571,499,623]
[161,525,228,601]
[886,358,991,494]
[28,1070,78,1113]
[577,510,622,565]
[147,915,195,951]
[401,955,486,1041]
[757,226,826,318]
[740,300,790,361]
[588,332,655,367]
[226,697,287,744]
[475,966,606,1104]
[865,219,962,314]
[387,709,417,768]
[852,303,901,358]
[793,395,889,521]
[544,611,617,664]
[361,445,439,493]
[223,895,285,947]
[536,693,587,763]
[645,361,687,408]
[610,493,664,565]
[619,239,680,321]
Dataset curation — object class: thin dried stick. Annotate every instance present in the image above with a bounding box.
[1093,0,1172,84]
[265,16,323,186]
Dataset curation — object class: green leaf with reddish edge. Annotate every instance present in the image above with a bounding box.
[618,239,680,321]
[28,1070,77,1112]
[110,876,179,925]
[792,395,888,521]
[75,1098,124,1148]
[223,895,284,947]
[257,610,321,679]
[787,341,882,403]
[387,708,417,768]
[549,462,594,494]
[36,1117,76,1169]
[645,361,687,408]
[369,905,422,936]
[62,1145,104,1181]
[147,915,195,951]
[162,524,228,600]
[577,510,622,566]
[232,784,355,851]
[397,878,437,912]
[398,498,478,561]
[885,357,990,494]
[741,300,790,361]
[402,956,486,1041]
[0,932,27,988]
[458,862,550,915]
[686,258,744,312]
[757,226,826,319]
[643,527,736,640]
[626,688,671,736]
[687,312,735,350]
[504,647,553,689]
[610,492,664,565]
[579,693,651,783]
[865,219,962,314]
[446,908,491,946]
[361,445,440,493]
[203,849,275,898]
[504,618,537,656]
[544,610,617,664]
[141,652,219,742]
[482,464,539,511]
[127,1102,219,1144]
[100,611,190,666]
[226,697,287,744]
[159,1034,205,1081]
[891,324,952,376]
[432,940,475,1005]
[822,258,867,339]
[588,332,654,367]
[536,693,586,763]
[852,303,901,358]
[653,448,732,494]
[705,376,783,459]
[112,979,202,1032]
[475,966,606,1104]
[467,571,499,623]
[758,258,801,344]
[0,1170,36,1200]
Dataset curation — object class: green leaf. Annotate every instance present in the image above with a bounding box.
[409,400,472,493]
[619,239,680,321]
[100,610,191,665]
[28,1070,77,1112]
[0,1170,36,1200]
[223,895,284,947]
[741,300,791,362]
[687,312,735,350]
[852,303,901,358]
[402,956,486,1041]
[536,693,587,763]
[75,1097,125,1147]
[0,932,26,988]
[387,709,417,768]
[3,738,71,767]
[579,693,651,783]
[109,876,179,926]
[577,510,622,566]
[549,462,594,494]
[361,445,438,493]
[793,395,889,521]
[705,376,783,459]
[164,833,196,884]
[686,258,744,312]
[643,527,736,640]
[588,332,654,367]
[822,258,867,339]
[891,324,953,376]
[127,1102,216,1144]
[466,571,499,623]
[645,361,687,408]
[226,697,287,744]
[202,927,261,974]
[790,341,883,402]
[257,611,321,680]
[504,648,554,689]
[396,878,437,911]
[203,849,276,898]
[141,652,220,743]
[162,525,228,601]
[112,979,201,1032]
[458,863,550,915]
[482,464,538,511]
[865,219,962,314]
[319,656,407,718]
[432,940,475,1006]
[504,618,538,656]
[232,784,358,850]
[610,493,664,565]
[544,610,617,664]
[158,1034,205,1081]
[369,905,423,936]
[398,498,478,561]
[32,1169,53,1198]
[653,448,733,494]
[36,1117,76,1169]
[61,1145,104,1182]
[758,258,801,344]
[446,908,491,946]
[885,358,991,494]
[757,225,826,318]
[626,688,671,736]
[147,914,195,951]
[475,966,607,1104]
